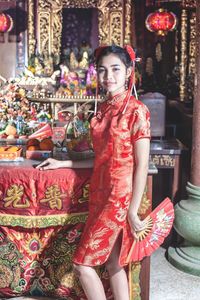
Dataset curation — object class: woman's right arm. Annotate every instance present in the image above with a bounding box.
[35,157,94,170]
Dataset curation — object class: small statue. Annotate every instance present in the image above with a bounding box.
[79,51,89,70]
[79,40,93,61]
[44,55,54,76]
[60,63,70,86]
[69,50,79,70]
[34,57,44,76]
[86,64,97,95]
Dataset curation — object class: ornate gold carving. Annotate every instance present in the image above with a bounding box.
[30,0,133,58]
[110,11,123,45]
[150,154,175,168]
[174,30,179,64]
[62,0,97,7]
[27,0,36,58]
[37,0,63,55]
[52,2,63,58]
[138,189,151,216]
[124,0,133,45]
[180,9,188,102]
[129,262,141,300]
[38,11,52,55]
[98,1,110,45]
[196,1,200,59]
[189,12,196,76]
[98,0,123,45]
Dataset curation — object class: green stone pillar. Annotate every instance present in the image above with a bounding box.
[168,182,200,276]
[168,1,200,276]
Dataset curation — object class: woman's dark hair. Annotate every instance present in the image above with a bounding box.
[94,45,133,69]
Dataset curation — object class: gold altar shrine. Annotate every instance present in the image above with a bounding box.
[27,0,133,59]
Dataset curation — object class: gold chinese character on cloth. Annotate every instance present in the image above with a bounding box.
[40,185,65,210]
[4,184,30,208]
[78,184,90,204]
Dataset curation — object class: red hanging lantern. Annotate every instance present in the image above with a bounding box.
[0,13,13,33]
[145,9,177,36]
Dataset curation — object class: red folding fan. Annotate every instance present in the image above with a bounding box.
[126,197,174,263]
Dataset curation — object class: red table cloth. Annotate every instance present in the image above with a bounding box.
[0,161,112,299]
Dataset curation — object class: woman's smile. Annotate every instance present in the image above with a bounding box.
[97,53,128,96]
[104,81,116,87]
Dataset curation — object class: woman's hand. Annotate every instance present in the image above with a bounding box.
[35,158,94,170]
[35,158,65,170]
[128,213,148,239]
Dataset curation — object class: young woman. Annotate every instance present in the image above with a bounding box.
[36,45,151,300]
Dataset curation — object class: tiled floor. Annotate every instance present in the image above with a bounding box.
[1,247,200,300]
[150,247,200,300]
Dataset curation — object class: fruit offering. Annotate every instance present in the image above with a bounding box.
[0,145,22,160]
[26,137,54,151]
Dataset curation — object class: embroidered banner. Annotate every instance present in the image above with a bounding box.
[0,166,113,299]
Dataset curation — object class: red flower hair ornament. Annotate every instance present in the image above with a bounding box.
[124,44,136,62]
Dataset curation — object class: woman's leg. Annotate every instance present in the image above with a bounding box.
[105,235,130,300]
[73,263,107,300]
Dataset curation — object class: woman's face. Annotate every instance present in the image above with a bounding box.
[97,53,131,97]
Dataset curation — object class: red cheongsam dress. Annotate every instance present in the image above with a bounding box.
[73,95,151,266]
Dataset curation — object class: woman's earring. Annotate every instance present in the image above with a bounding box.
[98,85,106,96]
[125,79,129,90]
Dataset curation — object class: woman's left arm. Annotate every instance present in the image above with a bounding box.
[128,138,150,234]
